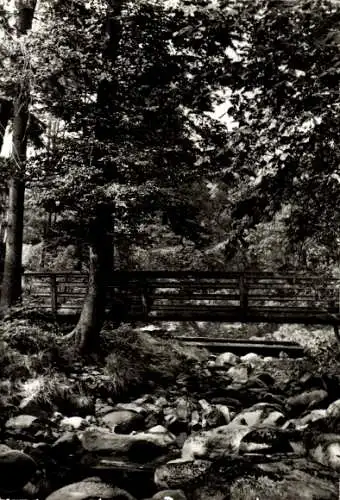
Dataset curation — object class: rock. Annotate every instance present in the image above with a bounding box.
[190,410,201,431]
[148,425,169,434]
[163,398,194,433]
[239,426,298,454]
[211,397,242,412]
[150,489,187,500]
[215,405,231,425]
[22,480,42,498]
[101,410,145,433]
[309,434,340,471]
[181,422,252,460]
[198,399,228,429]
[240,352,262,365]
[262,411,285,426]
[283,409,328,430]
[5,414,39,431]
[155,396,168,408]
[0,446,37,493]
[263,356,274,363]
[231,403,283,427]
[155,459,212,489]
[115,402,147,414]
[326,398,340,418]
[95,402,115,417]
[52,431,81,455]
[19,397,49,417]
[176,397,193,422]
[215,352,240,367]
[164,412,186,433]
[60,416,89,430]
[226,365,251,384]
[246,372,275,390]
[299,372,327,391]
[286,389,328,412]
[232,408,264,427]
[0,444,11,453]
[79,427,177,462]
[252,458,338,499]
[134,394,152,405]
[45,477,136,500]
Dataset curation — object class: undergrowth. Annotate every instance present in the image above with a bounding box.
[102,324,207,397]
[0,317,208,413]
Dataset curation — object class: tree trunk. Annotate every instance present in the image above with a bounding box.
[0,0,37,313]
[71,215,113,354]
[72,246,107,353]
[0,178,25,308]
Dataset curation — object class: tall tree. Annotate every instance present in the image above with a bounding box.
[0,0,37,312]
[29,0,240,352]
[71,0,124,352]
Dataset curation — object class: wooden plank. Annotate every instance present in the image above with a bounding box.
[171,339,305,357]
[173,337,300,346]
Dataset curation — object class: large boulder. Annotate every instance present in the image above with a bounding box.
[154,459,212,489]
[79,427,177,462]
[286,389,328,413]
[229,402,285,428]
[0,444,37,493]
[239,426,300,454]
[181,422,252,460]
[283,409,327,431]
[5,414,40,432]
[45,477,136,500]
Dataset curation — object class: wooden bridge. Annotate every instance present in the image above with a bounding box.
[19,271,340,328]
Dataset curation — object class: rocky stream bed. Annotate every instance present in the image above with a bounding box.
[1,347,340,500]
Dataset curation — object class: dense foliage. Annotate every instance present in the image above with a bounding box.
[1,0,340,300]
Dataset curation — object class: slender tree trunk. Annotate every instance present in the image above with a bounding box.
[71,213,113,354]
[0,100,12,273]
[0,0,37,313]
[70,0,123,353]
[0,179,25,307]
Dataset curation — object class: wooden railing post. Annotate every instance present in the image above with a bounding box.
[239,274,248,313]
[50,275,57,315]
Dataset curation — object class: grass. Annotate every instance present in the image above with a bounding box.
[0,317,208,414]
[103,325,207,397]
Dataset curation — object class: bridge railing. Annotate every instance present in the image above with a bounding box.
[2,271,340,322]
